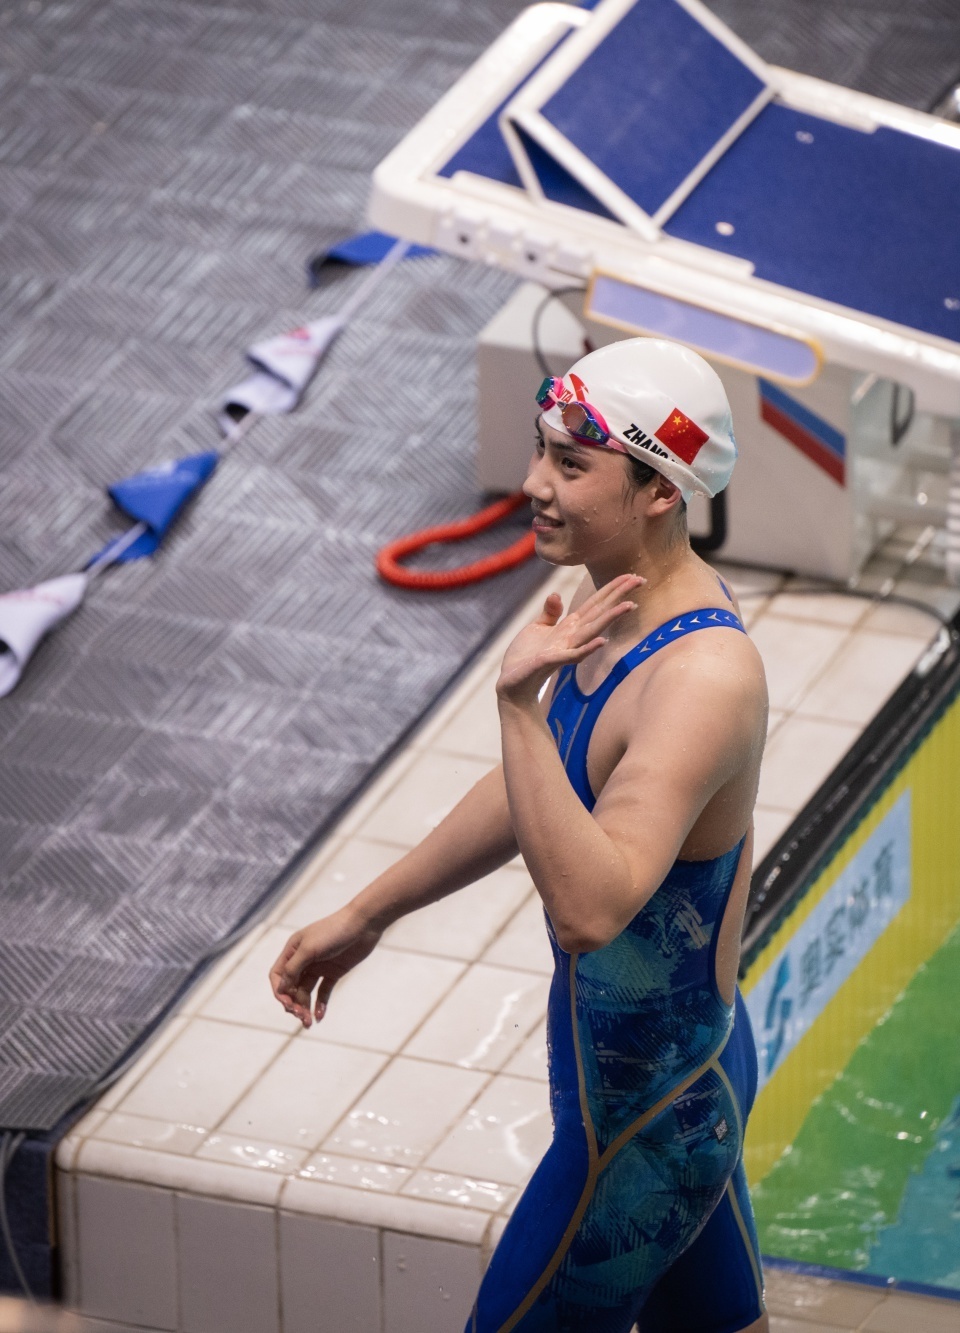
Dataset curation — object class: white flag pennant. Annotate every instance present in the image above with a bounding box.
[0,573,89,698]
[216,237,412,436]
[218,315,344,433]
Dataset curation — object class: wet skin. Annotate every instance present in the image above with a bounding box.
[269,414,770,1330]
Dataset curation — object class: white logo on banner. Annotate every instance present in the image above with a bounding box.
[744,790,911,1092]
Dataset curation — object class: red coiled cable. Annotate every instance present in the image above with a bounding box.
[376,491,536,590]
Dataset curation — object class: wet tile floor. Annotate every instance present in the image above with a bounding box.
[56,529,960,1331]
[765,1265,960,1330]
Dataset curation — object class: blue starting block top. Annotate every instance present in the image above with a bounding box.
[665,104,960,345]
[438,110,524,190]
[439,96,620,221]
[522,0,770,221]
[431,0,960,346]
[437,31,574,189]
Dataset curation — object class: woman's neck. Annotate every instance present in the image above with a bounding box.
[585,540,718,646]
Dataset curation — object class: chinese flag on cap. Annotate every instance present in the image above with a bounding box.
[654,408,709,465]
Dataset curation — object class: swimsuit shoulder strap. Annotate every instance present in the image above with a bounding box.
[619,606,744,673]
[547,607,746,811]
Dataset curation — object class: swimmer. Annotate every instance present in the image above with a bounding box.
[270,338,769,1333]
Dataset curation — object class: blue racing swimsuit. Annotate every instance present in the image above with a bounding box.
[469,605,765,1333]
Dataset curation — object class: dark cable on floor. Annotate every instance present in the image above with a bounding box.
[890,383,915,446]
[0,1131,35,1302]
[531,285,591,378]
[735,582,955,630]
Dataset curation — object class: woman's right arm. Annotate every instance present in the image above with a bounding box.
[270,573,594,1027]
[269,764,517,1026]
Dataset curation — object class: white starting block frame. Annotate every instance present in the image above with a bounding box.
[368,0,960,583]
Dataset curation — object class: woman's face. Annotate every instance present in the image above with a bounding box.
[522,416,650,568]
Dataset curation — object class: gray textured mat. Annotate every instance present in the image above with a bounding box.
[1,0,958,1137]
[0,0,546,1133]
[710,0,960,112]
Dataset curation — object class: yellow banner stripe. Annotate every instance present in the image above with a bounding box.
[742,690,960,1184]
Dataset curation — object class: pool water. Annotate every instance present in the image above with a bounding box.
[868,1096,960,1288]
[750,922,960,1291]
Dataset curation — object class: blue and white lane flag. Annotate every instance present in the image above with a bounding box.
[308,229,434,281]
[0,573,88,697]
[218,236,412,434]
[0,451,222,695]
[218,315,344,431]
[88,450,220,567]
[0,238,416,695]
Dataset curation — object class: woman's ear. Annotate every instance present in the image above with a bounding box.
[650,474,683,515]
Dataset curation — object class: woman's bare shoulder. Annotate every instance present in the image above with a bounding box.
[638,624,768,735]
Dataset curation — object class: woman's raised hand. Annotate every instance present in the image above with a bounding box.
[269,908,382,1029]
[495,573,644,705]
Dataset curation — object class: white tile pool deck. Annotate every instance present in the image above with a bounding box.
[55,535,960,1333]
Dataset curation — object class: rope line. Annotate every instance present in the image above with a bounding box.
[376,491,536,590]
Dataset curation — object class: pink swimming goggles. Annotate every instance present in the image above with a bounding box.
[535,376,627,454]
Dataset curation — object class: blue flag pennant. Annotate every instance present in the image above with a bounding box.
[110,450,219,537]
[308,230,434,284]
[88,450,220,568]
[325,230,434,265]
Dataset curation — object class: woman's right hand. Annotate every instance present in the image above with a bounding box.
[269,907,383,1029]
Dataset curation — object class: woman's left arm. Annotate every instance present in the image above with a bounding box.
[496,576,755,951]
[497,689,635,953]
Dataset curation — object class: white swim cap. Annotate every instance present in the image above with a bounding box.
[540,338,737,503]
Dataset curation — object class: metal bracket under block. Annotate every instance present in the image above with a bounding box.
[948,424,960,585]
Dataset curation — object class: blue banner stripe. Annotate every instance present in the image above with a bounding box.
[758,378,846,458]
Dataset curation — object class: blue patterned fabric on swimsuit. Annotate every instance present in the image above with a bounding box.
[469,605,765,1333]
